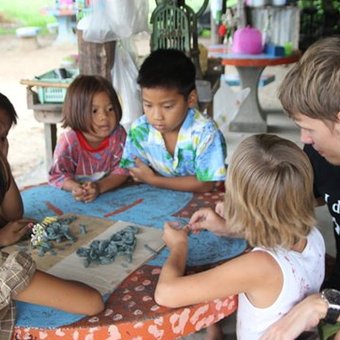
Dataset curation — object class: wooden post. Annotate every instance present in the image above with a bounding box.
[77,30,116,82]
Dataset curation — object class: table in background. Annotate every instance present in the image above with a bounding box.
[20,80,64,172]
[42,6,77,45]
[13,183,246,339]
[209,45,300,132]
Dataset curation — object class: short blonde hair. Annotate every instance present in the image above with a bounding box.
[224,134,315,249]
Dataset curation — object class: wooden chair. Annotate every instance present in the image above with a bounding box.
[150,0,223,116]
[150,0,208,79]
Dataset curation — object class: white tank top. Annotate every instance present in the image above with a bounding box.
[237,227,325,339]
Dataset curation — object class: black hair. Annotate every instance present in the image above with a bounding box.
[0,152,10,204]
[137,49,196,99]
[0,93,18,126]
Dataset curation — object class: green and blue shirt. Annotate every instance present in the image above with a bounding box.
[120,108,227,182]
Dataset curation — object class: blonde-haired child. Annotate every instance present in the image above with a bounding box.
[155,134,325,339]
[49,75,129,203]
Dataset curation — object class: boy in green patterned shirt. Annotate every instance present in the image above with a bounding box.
[120,49,227,192]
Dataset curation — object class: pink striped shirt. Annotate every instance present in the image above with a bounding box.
[48,125,128,188]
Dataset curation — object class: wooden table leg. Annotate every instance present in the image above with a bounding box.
[229,66,267,133]
[31,105,62,175]
[44,123,57,172]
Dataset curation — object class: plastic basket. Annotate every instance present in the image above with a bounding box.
[35,68,78,104]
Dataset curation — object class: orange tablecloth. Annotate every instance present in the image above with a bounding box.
[14,185,241,339]
[15,264,237,339]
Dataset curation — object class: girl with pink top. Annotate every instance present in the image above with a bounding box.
[49,75,129,203]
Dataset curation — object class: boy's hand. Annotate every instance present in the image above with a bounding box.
[129,157,155,183]
[0,218,36,247]
[81,182,100,203]
[163,222,188,250]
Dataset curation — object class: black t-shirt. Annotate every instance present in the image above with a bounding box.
[304,144,340,243]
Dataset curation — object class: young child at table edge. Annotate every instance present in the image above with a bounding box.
[0,151,104,340]
[119,49,227,193]
[0,93,35,247]
[155,134,325,339]
[48,75,129,203]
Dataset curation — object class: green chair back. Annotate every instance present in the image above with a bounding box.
[150,0,208,78]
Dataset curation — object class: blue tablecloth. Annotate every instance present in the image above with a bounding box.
[16,183,246,328]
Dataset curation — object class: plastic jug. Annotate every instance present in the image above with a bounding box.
[232,26,263,54]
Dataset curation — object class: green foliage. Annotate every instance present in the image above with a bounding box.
[0,0,211,34]
[227,0,238,7]
[0,0,56,32]
[298,0,340,15]
[299,0,340,51]
[150,0,209,12]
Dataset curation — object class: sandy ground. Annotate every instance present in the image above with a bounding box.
[0,32,150,188]
[0,33,77,182]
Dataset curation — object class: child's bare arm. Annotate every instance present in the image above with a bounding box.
[146,174,216,192]
[14,270,104,316]
[261,293,327,340]
[154,223,188,307]
[155,243,282,309]
[96,174,129,195]
[0,174,23,223]
[130,158,216,192]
